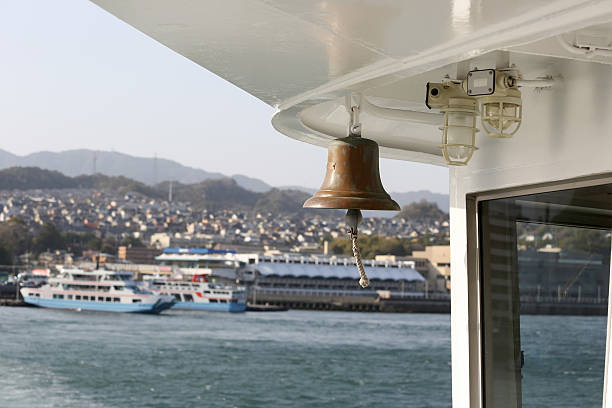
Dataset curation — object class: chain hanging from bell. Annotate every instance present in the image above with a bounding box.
[303,95,400,287]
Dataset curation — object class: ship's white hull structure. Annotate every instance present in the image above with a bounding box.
[150,248,249,312]
[148,279,247,313]
[77,1,612,405]
[21,268,175,314]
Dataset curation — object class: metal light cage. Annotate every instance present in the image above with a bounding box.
[439,97,480,166]
[479,95,522,138]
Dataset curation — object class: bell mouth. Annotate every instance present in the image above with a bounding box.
[303,190,400,211]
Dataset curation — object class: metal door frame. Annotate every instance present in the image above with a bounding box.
[466,172,612,408]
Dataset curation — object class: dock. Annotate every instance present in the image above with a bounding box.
[0,299,28,307]
[0,283,28,307]
[246,303,288,312]
[249,288,451,313]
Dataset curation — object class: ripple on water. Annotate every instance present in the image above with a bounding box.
[0,308,452,408]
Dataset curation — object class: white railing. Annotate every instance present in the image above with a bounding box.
[259,254,415,269]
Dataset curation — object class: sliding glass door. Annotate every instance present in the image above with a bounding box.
[478,183,612,407]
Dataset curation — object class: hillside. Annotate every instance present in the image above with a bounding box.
[253,189,313,214]
[75,174,162,198]
[0,166,449,216]
[0,149,18,166]
[0,167,75,190]
[389,191,449,213]
[395,199,448,223]
[0,167,162,198]
[0,149,270,192]
[231,174,271,193]
[0,149,450,212]
[0,167,310,214]
[156,179,313,213]
[156,178,259,211]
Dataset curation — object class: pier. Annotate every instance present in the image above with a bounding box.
[249,288,451,313]
[0,299,27,307]
[0,283,27,306]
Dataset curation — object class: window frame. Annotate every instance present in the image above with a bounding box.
[467,173,612,408]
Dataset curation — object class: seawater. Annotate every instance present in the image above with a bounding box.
[0,308,605,407]
[0,308,450,408]
[521,315,607,408]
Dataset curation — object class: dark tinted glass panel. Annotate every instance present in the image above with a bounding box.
[479,183,611,408]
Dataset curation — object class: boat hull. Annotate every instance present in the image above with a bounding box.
[172,301,246,313]
[22,296,174,314]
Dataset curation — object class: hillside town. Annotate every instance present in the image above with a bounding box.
[0,188,450,256]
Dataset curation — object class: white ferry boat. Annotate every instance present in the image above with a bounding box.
[155,248,254,283]
[148,278,247,313]
[21,268,175,314]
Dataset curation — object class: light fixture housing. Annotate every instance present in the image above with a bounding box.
[426,81,479,166]
[478,72,522,138]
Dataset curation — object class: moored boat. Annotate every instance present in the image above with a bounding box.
[148,277,247,313]
[20,268,175,314]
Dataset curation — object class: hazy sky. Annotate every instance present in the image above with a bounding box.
[0,0,448,193]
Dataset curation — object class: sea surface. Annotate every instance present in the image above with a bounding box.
[0,308,606,407]
[521,314,607,408]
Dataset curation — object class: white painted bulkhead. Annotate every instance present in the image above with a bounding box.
[449,56,612,406]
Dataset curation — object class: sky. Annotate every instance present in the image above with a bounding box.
[0,0,449,193]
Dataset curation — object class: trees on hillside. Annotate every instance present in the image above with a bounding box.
[32,222,64,254]
[0,217,31,265]
[0,219,131,264]
[396,200,448,223]
[328,234,449,258]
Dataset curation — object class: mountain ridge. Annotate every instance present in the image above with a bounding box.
[0,167,312,215]
[0,149,226,185]
[0,167,450,224]
[0,149,270,192]
[0,149,448,210]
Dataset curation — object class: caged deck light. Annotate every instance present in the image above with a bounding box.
[471,70,522,138]
[426,81,479,166]
[426,69,526,165]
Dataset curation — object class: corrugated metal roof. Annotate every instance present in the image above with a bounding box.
[256,262,424,281]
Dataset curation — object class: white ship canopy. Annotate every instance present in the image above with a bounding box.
[91,0,612,164]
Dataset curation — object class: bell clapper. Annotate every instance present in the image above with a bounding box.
[346,209,369,288]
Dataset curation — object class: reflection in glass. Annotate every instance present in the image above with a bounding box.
[479,184,612,408]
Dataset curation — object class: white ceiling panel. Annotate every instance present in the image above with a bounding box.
[90,0,612,162]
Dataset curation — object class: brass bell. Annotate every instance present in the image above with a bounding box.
[303,134,400,211]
